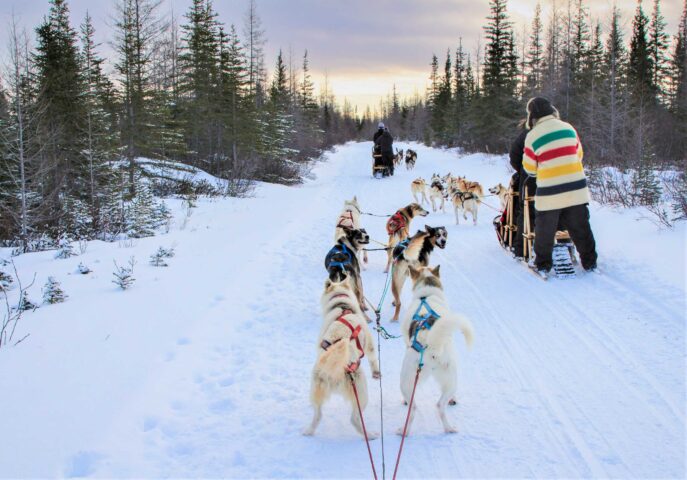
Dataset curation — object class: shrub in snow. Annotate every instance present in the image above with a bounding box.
[0,270,14,291]
[112,257,136,290]
[77,262,92,275]
[153,201,173,233]
[149,246,175,267]
[16,291,37,311]
[54,238,77,259]
[43,277,67,304]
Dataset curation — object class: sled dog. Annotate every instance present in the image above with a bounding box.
[384,203,429,273]
[389,225,447,321]
[489,183,509,211]
[325,226,370,312]
[394,148,405,167]
[449,177,483,225]
[335,196,368,268]
[405,149,417,170]
[410,178,428,205]
[429,174,446,213]
[304,276,380,437]
[398,265,473,435]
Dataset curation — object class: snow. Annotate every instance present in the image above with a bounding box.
[1,142,684,478]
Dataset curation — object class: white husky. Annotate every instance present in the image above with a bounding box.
[304,276,380,437]
[398,265,473,435]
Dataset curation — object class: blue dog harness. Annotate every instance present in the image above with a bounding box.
[392,238,410,262]
[326,242,353,271]
[410,297,440,368]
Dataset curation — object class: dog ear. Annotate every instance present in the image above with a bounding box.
[432,265,441,278]
[425,224,435,234]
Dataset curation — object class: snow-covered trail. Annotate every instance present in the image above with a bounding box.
[1,142,684,478]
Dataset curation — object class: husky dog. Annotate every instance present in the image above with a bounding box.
[405,149,417,170]
[489,183,509,211]
[384,203,429,273]
[398,265,473,435]
[304,276,381,437]
[335,196,368,268]
[449,177,483,225]
[325,226,370,311]
[389,225,448,322]
[394,148,405,167]
[410,178,428,205]
[428,174,446,213]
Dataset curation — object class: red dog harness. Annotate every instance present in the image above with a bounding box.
[337,210,355,229]
[321,309,365,373]
[386,211,406,236]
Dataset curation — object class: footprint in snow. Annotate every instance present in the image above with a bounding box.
[64,451,105,478]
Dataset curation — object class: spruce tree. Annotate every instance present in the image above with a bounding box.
[33,0,87,232]
[628,1,655,166]
[114,0,164,195]
[526,2,544,95]
[80,12,118,235]
[669,1,687,160]
[180,0,220,170]
[477,0,519,151]
[648,0,669,100]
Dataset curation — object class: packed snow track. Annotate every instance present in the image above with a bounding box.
[1,142,684,478]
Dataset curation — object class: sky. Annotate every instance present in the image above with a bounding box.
[0,0,683,113]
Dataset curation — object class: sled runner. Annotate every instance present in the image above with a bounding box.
[493,188,519,249]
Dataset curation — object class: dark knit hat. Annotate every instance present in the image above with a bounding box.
[526,97,557,128]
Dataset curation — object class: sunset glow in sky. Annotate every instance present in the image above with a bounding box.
[1,0,683,113]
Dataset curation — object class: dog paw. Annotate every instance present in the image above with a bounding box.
[448,399,457,406]
[302,428,315,436]
[444,425,458,434]
[367,431,380,440]
[396,427,410,436]
[372,371,381,379]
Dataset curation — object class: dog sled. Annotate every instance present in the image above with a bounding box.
[372,146,392,178]
[495,185,577,280]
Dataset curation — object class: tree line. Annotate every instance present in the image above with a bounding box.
[0,0,363,249]
[379,0,686,220]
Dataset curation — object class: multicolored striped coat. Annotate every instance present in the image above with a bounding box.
[523,115,591,211]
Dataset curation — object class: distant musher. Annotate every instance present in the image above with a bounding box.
[373,122,395,176]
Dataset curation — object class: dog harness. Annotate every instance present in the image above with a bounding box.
[454,190,475,208]
[386,211,407,236]
[326,242,353,271]
[392,238,410,262]
[320,309,365,373]
[337,211,355,229]
[409,297,440,368]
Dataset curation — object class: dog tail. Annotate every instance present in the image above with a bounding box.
[426,313,474,349]
[316,338,350,384]
[457,314,474,348]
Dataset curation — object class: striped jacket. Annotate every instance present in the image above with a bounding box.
[523,115,591,211]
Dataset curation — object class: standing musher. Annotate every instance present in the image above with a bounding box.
[522,97,598,274]
[374,124,395,176]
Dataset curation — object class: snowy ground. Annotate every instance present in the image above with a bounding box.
[1,142,685,479]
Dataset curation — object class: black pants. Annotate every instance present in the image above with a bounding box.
[534,204,598,271]
[382,153,394,175]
